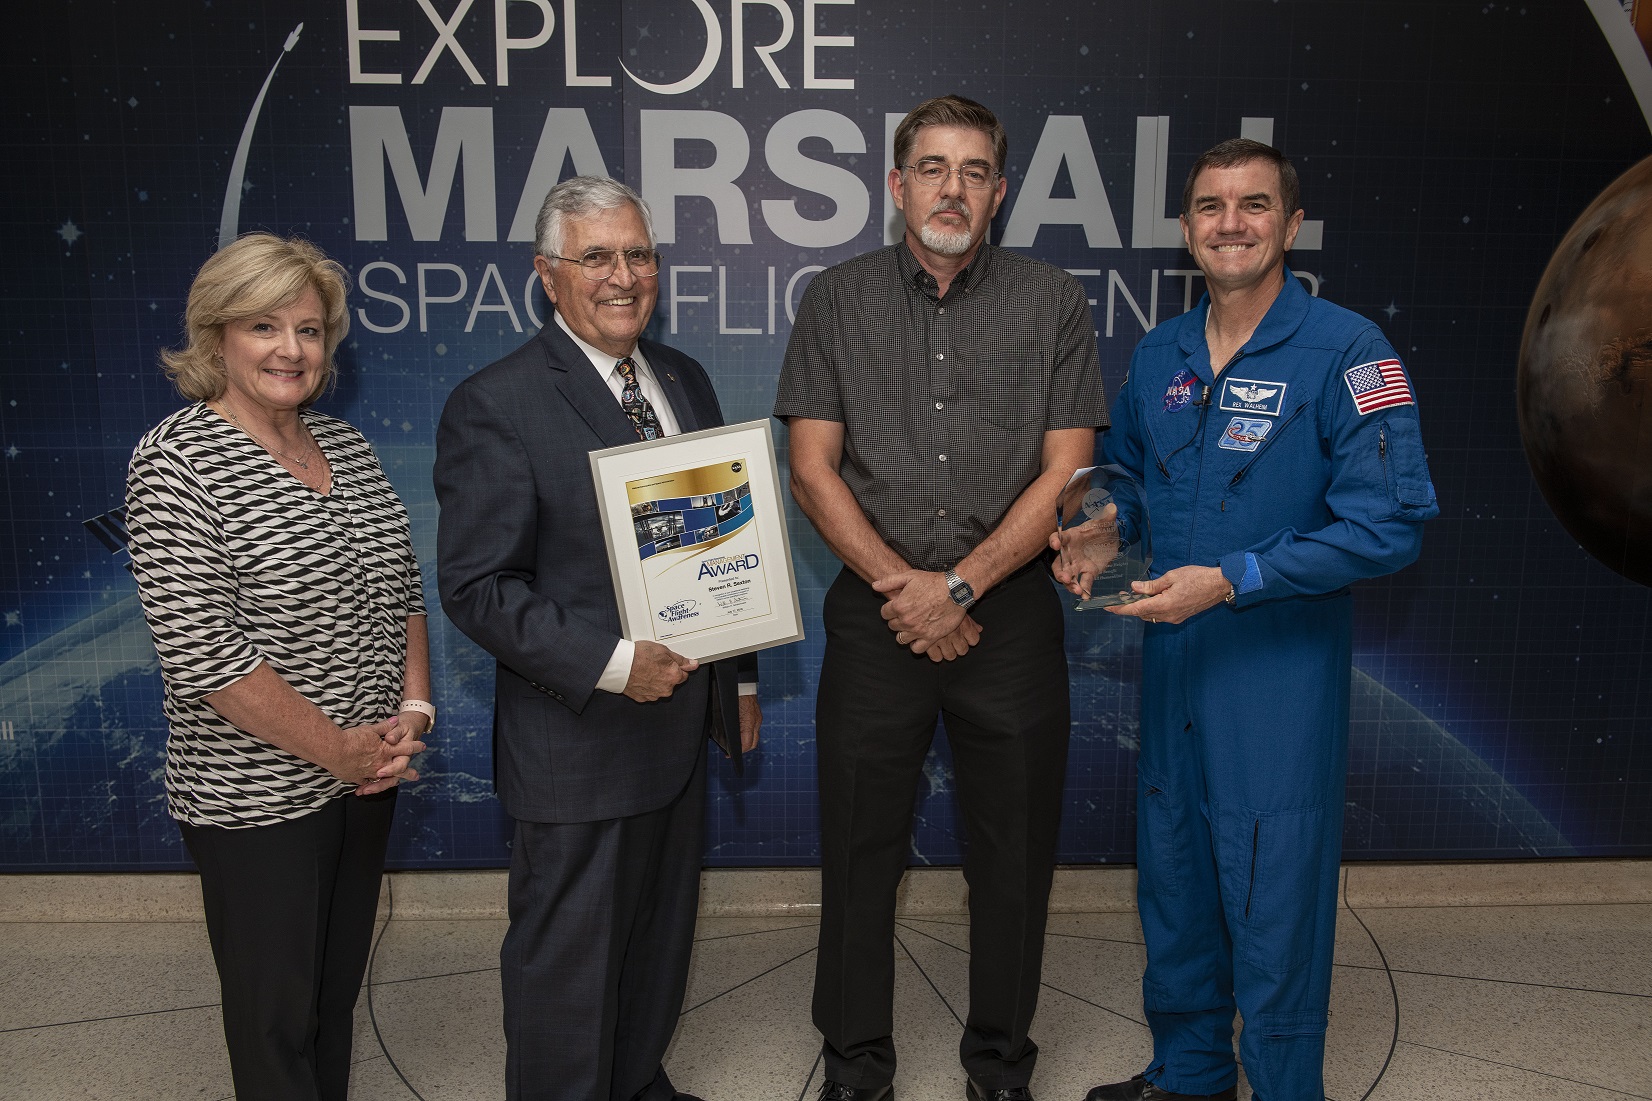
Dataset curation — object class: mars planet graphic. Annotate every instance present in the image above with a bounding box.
[1517,155,1652,587]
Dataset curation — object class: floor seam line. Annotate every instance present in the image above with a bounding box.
[0,912,209,919]
[895,929,965,1029]
[1040,931,1147,946]
[1397,1039,1652,1098]
[371,965,502,987]
[894,918,970,954]
[680,944,817,1015]
[1340,900,1652,910]
[1340,964,1651,999]
[694,921,821,944]
[0,1001,223,1033]
[1035,978,1148,1028]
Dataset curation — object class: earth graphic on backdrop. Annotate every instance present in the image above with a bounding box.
[2,589,1575,867]
[1518,155,1652,588]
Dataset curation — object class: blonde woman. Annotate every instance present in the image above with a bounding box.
[126,233,430,1101]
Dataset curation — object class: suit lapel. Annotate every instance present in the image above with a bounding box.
[647,345,704,434]
[537,322,639,448]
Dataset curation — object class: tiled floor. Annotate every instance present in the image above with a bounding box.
[2,865,1649,1101]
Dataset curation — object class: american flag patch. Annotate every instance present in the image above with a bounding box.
[1343,359,1414,415]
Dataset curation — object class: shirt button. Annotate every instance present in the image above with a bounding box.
[938,454,948,462]
[938,307,946,315]
[935,402,944,410]
[937,508,948,517]
[935,353,944,360]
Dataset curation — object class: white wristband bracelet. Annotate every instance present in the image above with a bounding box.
[399,699,436,731]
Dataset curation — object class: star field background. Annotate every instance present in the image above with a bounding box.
[2,0,1649,869]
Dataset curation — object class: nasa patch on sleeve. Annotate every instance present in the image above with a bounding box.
[1218,377,1286,416]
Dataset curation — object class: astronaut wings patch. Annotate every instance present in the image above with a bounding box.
[1343,359,1415,415]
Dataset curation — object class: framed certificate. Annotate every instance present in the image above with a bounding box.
[589,419,805,662]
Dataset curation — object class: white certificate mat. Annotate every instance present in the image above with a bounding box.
[589,419,804,662]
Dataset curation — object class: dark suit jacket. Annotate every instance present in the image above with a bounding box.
[434,321,751,824]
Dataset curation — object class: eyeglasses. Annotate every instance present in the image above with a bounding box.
[899,163,1000,190]
[549,247,661,280]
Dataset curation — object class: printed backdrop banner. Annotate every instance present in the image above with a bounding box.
[4,0,1651,869]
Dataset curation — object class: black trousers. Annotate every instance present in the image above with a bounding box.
[813,566,1071,1089]
[501,743,707,1101]
[179,790,397,1101]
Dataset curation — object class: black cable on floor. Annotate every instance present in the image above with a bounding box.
[366,875,429,1101]
[1342,869,1400,1101]
[795,1050,824,1101]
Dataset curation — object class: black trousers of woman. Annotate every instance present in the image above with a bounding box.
[179,789,398,1101]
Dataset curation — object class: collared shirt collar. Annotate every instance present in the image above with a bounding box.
[895,237,994,300]
[553,310,649,378]
[553,310,681,434]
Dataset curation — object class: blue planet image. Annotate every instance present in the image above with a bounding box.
[0,580,1569,868]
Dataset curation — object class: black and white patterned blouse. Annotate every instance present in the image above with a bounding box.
[126,403,425,828]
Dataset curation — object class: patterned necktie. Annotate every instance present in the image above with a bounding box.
[614,357,664,441]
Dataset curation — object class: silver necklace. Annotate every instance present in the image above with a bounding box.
[218,404,316,471]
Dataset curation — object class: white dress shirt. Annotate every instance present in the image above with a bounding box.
[553,314,681,694]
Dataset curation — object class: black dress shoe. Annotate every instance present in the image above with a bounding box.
[1083,1075,1237,1101]
[966,1078,1035,1101]
[819,1082,893,1101]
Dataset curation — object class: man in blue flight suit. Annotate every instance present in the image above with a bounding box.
[1054,139,1438,1101]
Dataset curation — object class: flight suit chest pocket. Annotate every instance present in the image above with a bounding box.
[1221,400,1310,489]
[1140,401,1208,483]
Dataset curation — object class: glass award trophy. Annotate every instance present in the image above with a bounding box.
[1054,464,1153,610]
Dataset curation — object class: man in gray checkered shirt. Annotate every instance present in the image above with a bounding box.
[773,94,1109,1101]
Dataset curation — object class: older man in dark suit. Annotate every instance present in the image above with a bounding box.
[434,176,760,1101]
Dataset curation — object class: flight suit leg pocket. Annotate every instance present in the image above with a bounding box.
[1234,803,1325,974]
[1136,766,1184,898]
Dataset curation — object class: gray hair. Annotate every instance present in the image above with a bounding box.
[533,176,657,259]
[893,94,1007,176]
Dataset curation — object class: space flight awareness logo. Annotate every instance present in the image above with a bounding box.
[658,599,701,623]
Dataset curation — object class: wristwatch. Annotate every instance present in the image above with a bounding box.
[944,568,976,610]
[399,699,436,734]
